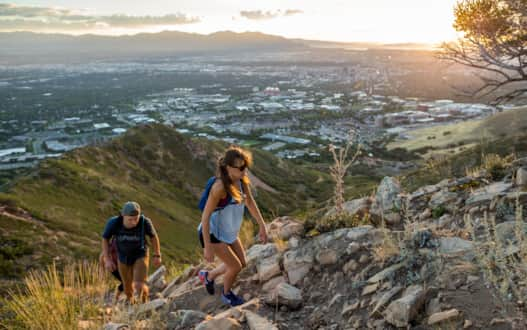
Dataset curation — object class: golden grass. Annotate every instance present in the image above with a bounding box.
[2,261,110,330]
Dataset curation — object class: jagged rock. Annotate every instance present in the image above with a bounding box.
[102,323,130,330]
[384,212,401,225]
[136,298,167,314]
[345,225,379,242]
[428,309,461,325]
[329,294,344,308]
[288,236,300,249]
[146,265,166,287]
[358,254,369,264]
[245,310,278,330]
[195,317,241,330]
[419,208,432,221]
[262,276,286,292]
[213,299,260,320]
[257,255,281,282]
[370,285,403,317]
[438,237,474,255]
[495,221,527,244]
[341,300,360,316]
[464,319,473,328]
[466,182,512,205]
[436,214,454,229]
[343,259,358,274]
[264,283,302,310]
[426,298,441,315]
[170,284,223,312]
[383,285,426,327]
[367,262,406,284]
[327,196,371,218]
[267,216,304,240]
[374,176,402,212]
[362,283,379,296]
[516,168,527,186]
[247,243,278,265]
[429,189,458,208]
[316,249,338,265]
[167,310,207,330]
[346,242,360,255]
[162,277,181,298]
[409,184,441,201]
[283,246,314,285]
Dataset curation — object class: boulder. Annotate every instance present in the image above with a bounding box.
[267,216,304,240]
[429,190,457,208]
[247,244,278,265]
[245,310,279,330]
[516,167,527,186]
[283,247,314,285]
[383,285,426,327]
[428,309,461,325]
[374,176,402,212]
[257,255,281,282]
[195,318,241,330]
[167,310,207,330]
[438,237,474,255]
[264,283,302,310]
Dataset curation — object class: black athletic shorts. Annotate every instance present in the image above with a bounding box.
[198,228,222,248]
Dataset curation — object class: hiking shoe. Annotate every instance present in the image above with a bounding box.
[198,270,215,295]
[221,290,244,307]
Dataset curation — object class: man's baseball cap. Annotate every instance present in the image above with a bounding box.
[121,201,140,216]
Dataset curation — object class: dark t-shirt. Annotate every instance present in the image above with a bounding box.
[102,215,157,265]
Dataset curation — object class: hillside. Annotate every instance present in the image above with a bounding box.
[0,31,305,64]
[0,124,333,291]
[7,151,527,329]
[387,106,527,157]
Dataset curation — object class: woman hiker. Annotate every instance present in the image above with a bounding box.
[197,146,268,307]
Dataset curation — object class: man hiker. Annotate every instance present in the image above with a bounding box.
[101,201,162,303]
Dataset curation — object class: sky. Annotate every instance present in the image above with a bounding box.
[0,1,461,44]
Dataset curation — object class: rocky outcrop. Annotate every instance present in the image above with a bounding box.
[102,167,527,330]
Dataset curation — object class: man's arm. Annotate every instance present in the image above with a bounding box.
[150,234,162,267]
[101,238,116,271]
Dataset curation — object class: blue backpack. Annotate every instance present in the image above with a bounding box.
[198,176,234,212]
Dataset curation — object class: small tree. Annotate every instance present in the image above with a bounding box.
[328,129,361,216]
[440,0,527,104]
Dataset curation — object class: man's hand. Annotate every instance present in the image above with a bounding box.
[153,255,162,268]
[104,255,116,272]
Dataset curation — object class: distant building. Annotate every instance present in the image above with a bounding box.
[93,123,111,130]
[260,133,311,145]
[112,128,127,135]
[0,147,26,158]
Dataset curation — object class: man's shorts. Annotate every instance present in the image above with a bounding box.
[118,255,149,284]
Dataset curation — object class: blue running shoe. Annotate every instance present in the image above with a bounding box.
[198,270,215,295]
[221,289,244,307]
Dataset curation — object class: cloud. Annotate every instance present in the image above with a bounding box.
[284,9,303,17]
[240,9,303,21]
[0,3,200,32]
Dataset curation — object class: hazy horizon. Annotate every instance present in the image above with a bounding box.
[1,1,460,44]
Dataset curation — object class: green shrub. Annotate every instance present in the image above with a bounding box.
[432,205,446,219]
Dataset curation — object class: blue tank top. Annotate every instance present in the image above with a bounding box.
[198,181,245,244]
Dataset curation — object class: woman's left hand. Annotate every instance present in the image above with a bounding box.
[259,225,268,244]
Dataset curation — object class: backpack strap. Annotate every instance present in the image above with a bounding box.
[140,215,145,251]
